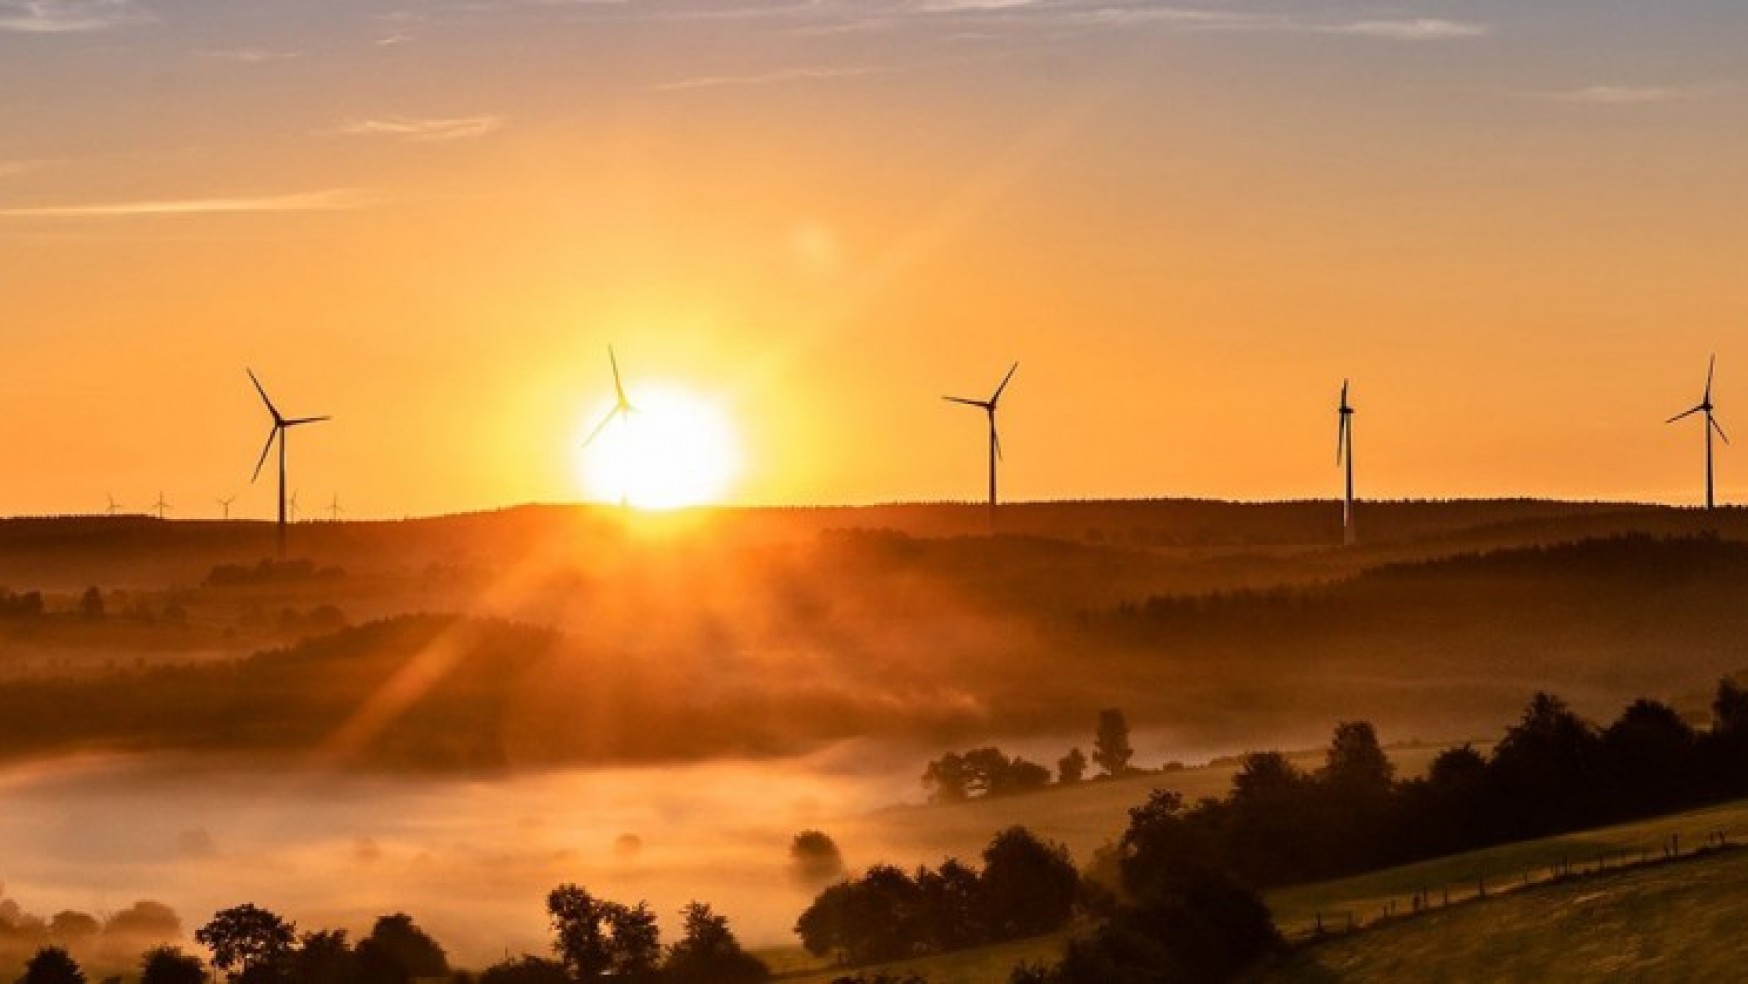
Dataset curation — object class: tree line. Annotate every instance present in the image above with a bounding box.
[920,709,1138,802]
[12,889,770,984]
[1076,682,1748,891]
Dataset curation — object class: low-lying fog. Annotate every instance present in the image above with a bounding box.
[0,749,949,967]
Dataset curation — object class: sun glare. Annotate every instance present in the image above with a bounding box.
[575,383,742,510]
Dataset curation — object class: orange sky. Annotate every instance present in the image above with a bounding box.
[3,0,1747,517]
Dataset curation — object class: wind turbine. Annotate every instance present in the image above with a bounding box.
[153,492,171,520]
[247,368,330,558]
[105,493,122,517]
[327,493,343,522]
[1336,380,1356,545]
[217,495,236,520]
[1667,355,1729,511]
[943,362,1018,532]
[288,490,301,523]
[581,346,634,449]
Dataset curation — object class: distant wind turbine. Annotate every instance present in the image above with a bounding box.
[288,490,301,523]
[1336,380,1356,545]
[153,492,171,520]
[105,493,122,517]
[327,493,343,522]
[217,494,236,520]
[581,346,634,449]
[944,362,1018,532]
[1667,354,1729,511]
[247,368,329,557]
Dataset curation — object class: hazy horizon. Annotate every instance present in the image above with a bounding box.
[5,0,1748,518]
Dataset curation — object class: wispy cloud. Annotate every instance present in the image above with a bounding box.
[899,3,1488,42]
[0,0,149,33]
[654,65,888,91]
[1543,84,1696,106]
[195,47,300,63]
[0,189,372,218]
[334,116,504,141]
[1323,18,1489,41]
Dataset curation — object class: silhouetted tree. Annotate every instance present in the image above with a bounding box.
[194,905,295,984]
[46,912,99,947]
[1093,710,1134,777]
[979,827,1080,941]
[355,914,447,984]
[1706,677,1748,797]
[139,947,206,984]
[477,956,567,984]
[789,830,845,885]
[103,901,181,940]
[1057,748,1087,785]
[924,748,1050,800]
[921,753,970,803]
[1320,721,1393,793]
[19,947,84,984]
[1714,677,1748,737]
[1601,699,1696,816]
[913,859,984,951]
[1490,692,1602,836]
[291,930,359,984]
[662,903,768,984]
[78,588,104,621]
[544,886,658,982]
[1222,751,1313,883]
[794,865,921,964]
[1022,791,1280,983]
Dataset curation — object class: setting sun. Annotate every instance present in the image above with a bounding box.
[575,383,741,510]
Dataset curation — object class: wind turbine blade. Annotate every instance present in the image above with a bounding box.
[990,362,1019,404]
[609,347,629,409]
[1706,354,1717,403]
[1336,417,1347,466]
[246,368,283,423]
[1713,414,1730,445]
[1667,406,1704,424]
[581,408,619,449]
[283,415,331,426]
[943,396,989,408]
[251,427,279,483]
[993,423,1004,461]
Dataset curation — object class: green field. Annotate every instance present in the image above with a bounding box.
[767,797,1748,982]
[1264,846,1748,982]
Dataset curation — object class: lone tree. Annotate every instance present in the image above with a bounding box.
[788,830,845,885]
[1092,709,1134,777]
[194,904,296,983]
[139,947,206,984]
[1057,748,1088,785]
[20,947,85,984]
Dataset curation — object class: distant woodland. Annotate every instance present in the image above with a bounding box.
[3,520,1748,769]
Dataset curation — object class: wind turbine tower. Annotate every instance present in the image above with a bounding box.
[1337,380,1356,545]
[153,492,171,521]
[1667,355,1729,511]
[944,362,1018,533]
[218,495,235,520]
[247,369,330,558]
